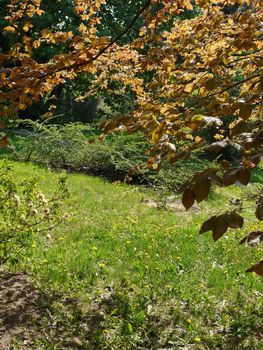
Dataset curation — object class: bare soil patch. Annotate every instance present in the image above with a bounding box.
[0,270,40,349]
[142,195,201,212]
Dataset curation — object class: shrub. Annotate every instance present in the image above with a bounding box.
[0,162,69,264]
[10,121,211,191]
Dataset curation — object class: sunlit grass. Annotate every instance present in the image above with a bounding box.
[3,160,263,350]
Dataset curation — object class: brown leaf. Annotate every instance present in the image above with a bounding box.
[193,177,211,203]
[249,154,261,166]
[0,136,9,147]
[88,138,96,144]
[254,128,263,147]
[204,78,217,90]
[0,55,8,64]
[227,212,244,229]
[200,216,216,234]
[212,214,229,241]
[102,120,117,134]
[221,160,230,169]
[200,214,229,241]
[212,175,224,187]
[170,148,191,163]
[255,196,263,221]
[246,260,263,277]
[240,231,263,246]
[182,188,195,210]
[239,104,253,120]
[237,168,251,185]
[177,181,190,194]
[116,115,133,127]
[207,141,228,153]
[223,169,238,186]
[230,121,247,136]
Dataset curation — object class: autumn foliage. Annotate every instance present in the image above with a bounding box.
[0,0,263,274]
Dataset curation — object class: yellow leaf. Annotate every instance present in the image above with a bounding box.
[195,136,202,143]
[152,131,161,144]
[214,133,224,140]
[33,40,41,49]
[23,25,30,32]
[222,55,229,65]
[41,28,52,38]
[184,82,195,93]
[36,9,44,15]
[186,134,194,140]
[26,11,34,18]
[4,26,16,33]
[142,103,153,111]
[191,115,204,122]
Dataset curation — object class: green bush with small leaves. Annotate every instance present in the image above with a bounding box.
[9,121,211,192]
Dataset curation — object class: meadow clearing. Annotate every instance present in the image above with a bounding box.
[1,160,262,350]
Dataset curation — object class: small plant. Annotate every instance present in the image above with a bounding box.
[0,163,69,264]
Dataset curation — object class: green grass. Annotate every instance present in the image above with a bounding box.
[2,161,263,350]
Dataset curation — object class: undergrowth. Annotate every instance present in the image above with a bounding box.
[6,122,212,192]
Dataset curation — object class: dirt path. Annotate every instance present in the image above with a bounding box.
[0,270,40,349]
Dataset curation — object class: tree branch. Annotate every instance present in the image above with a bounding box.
[206,74,261,99]
[48,0,152,75]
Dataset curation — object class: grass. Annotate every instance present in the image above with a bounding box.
[2,160,263,350]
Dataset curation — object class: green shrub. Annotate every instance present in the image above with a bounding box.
[9,121,211,191]
[0,162,69,264]
[11,122,89,166]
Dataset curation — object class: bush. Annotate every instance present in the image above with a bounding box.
[9,121,211,191]
[0,162,69,264]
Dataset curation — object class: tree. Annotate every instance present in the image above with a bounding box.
[0,0,262,274]
[0,0,151,121]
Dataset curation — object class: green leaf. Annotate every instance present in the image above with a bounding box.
[126,322,133,334]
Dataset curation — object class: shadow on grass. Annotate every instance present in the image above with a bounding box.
[0,271,262,350]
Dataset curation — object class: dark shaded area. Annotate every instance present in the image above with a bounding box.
[0,269,262,349]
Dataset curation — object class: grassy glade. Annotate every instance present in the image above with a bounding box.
[4,160,263,350]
